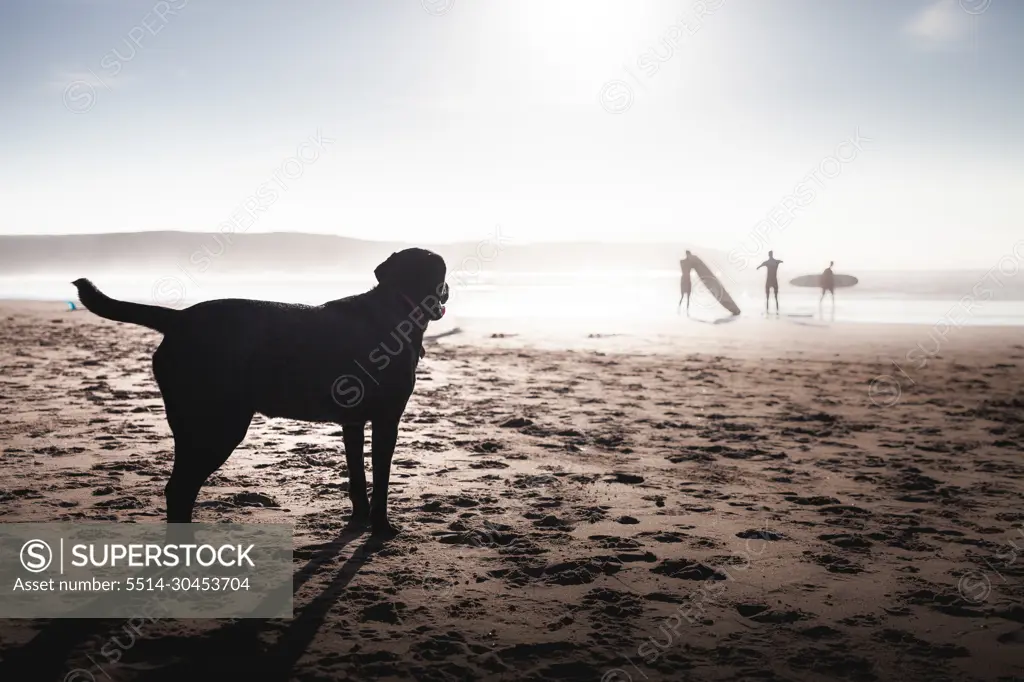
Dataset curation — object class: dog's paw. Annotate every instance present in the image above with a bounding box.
[371,520,401,539]
[347,505,371,527]
[164,524,198,546]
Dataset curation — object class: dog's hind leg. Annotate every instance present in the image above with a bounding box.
[369,418,399,538]
[164,409,252,523]
[154,342,253,523]
[342,423,370,525]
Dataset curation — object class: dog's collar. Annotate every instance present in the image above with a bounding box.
[399,292,420,311]
[395,292,429,360]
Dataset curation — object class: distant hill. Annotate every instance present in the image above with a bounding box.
[0,232,725,275]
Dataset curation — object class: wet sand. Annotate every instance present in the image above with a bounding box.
[1,301,1022,681]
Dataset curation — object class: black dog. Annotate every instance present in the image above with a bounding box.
[72,248,448,537]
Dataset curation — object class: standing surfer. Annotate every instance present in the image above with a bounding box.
[757,251,783,314]
[820,260,836,319]
[820,261,836,303]
[678,251,694,316]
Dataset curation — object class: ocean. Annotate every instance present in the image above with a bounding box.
[3,268,1024,331]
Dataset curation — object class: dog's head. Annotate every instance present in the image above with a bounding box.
[374,248,449,321]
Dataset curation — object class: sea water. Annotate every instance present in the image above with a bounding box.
[3,269,1024,330]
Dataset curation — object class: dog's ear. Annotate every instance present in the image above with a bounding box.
[374,252,400,284]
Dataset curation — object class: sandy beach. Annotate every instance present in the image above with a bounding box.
[1,300,1022,681]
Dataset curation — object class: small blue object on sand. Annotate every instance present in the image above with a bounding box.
[67,301,78,311]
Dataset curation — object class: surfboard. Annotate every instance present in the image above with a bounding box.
[688,255,741,315]
[789,274,859,288]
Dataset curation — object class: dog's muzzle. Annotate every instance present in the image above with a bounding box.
[404,282,448,321]
[431,282,449,320]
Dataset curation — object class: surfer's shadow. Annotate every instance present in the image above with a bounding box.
[784,317,832,328]
[691,314,741,325]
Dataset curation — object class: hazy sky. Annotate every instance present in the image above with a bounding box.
[1,0,1022,269]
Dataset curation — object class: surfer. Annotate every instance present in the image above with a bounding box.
[677,251,694,316]
[820,261,835,303]
[757,251,783,314]
[819,260,836,320]
[678,251,741,318]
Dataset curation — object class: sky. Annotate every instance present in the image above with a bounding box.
[0,0,1022,269]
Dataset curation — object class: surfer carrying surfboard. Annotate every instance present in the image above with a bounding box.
[678,250,694,316]
[820,261,835,302]
[677,250,741,318]
[757,251,783,314]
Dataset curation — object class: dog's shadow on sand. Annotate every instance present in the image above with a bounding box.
[1,527,384,682]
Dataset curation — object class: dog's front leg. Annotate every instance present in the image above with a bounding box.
[342,423,370,525]
[369,418,399,538]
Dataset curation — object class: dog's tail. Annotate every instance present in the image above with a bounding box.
[71,279,177,334]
